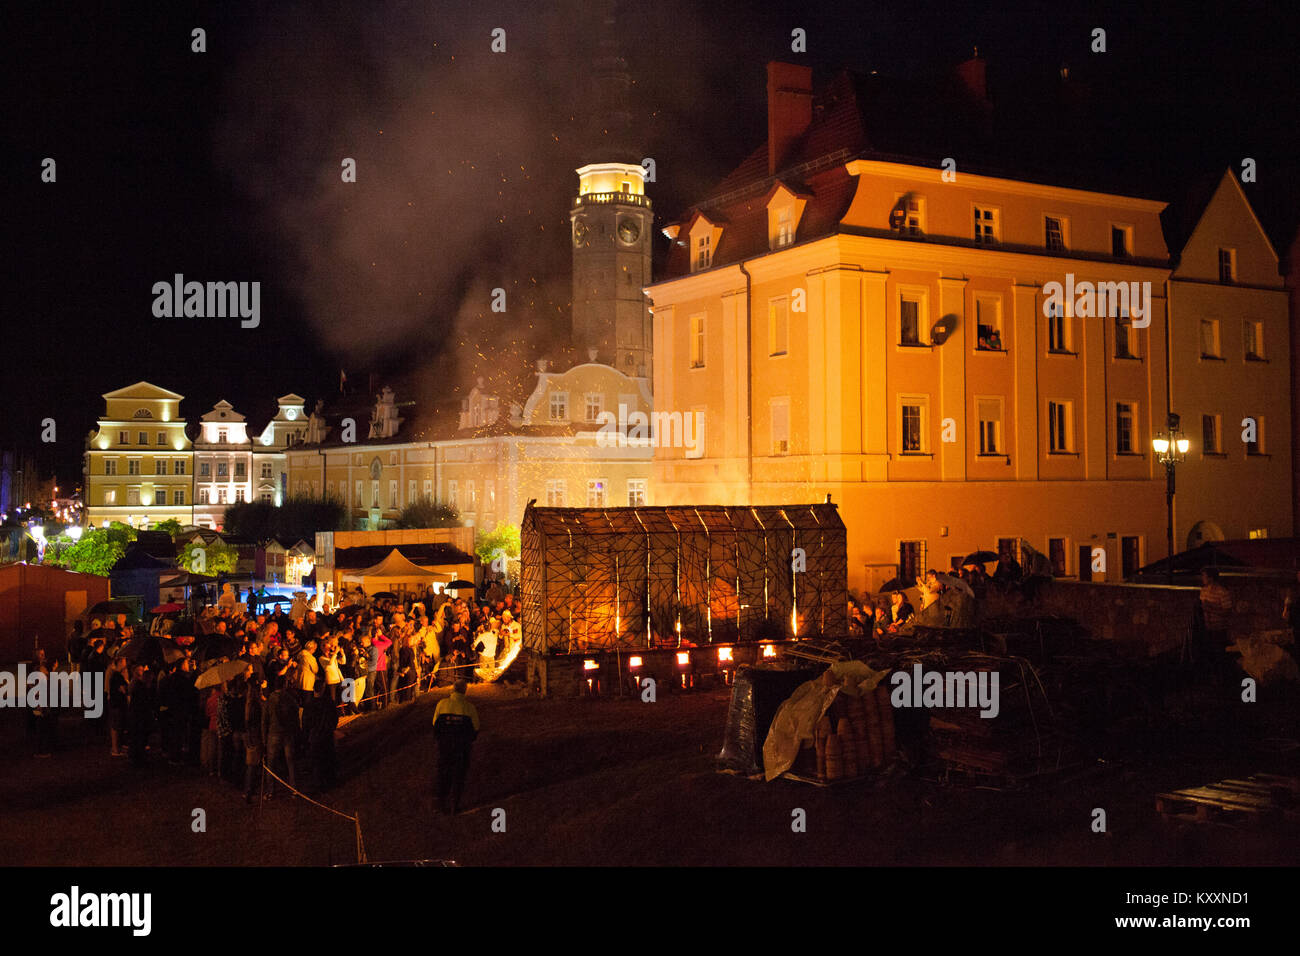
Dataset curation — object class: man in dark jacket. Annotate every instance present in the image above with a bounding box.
[432,680,480,814]
[263,674,300,796]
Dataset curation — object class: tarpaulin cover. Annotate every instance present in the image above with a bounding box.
[717,664,820,775]
[761,661,891,781]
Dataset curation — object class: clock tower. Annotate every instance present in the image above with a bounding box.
[570,162,652,376]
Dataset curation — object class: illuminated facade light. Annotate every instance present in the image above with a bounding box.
[717,647,733,662]
[628,656,642,668]
[676,652,690,667]
[583,659,599,671]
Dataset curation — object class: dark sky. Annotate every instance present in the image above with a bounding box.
[7,0,1299,486]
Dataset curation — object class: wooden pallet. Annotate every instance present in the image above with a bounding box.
[1156,774,1300,828]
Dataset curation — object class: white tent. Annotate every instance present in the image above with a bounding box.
[339,548,451,591]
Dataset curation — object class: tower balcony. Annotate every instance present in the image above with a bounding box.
[573,192,652,209]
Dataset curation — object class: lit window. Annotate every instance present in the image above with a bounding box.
[900,295,923,345]
[587,479,606,507]
[549,392,568,421]
[974,206,999,244]
[546,479,566,507]
[103,489,117,505]
[448,480,458,508]
[689,314,706,368]
[627,479,647,507]
[900,398,927,454]
[977,398,1002,455]
[777,206,794,247]
[975,297,1003,350]
[769,297,789,355]
[585,393,604,422]
[695,234,711,270]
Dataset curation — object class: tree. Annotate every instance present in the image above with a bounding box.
[475,522,520,566]
[222,496,348,542]
[154,518,183,538]
[178,539,239,575]
[49,528,125,576]
[393,499,461,529]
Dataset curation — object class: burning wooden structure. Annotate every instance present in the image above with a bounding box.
[520,501,847,652]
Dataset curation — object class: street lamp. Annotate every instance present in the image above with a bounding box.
[1152,412,1190,585]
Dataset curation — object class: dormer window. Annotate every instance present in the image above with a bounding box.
[777,207,794,247]
[696,234,711,270]
[894,195,925,236]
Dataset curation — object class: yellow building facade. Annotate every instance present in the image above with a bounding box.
[650,156,1189,593]
[83,382,194,528]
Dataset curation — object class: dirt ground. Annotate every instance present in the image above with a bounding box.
[2,682,1297,867]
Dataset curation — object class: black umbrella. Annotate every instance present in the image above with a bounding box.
[113,636,179,665]
[372,591,398,601]
[878,577,912,593]
[446,580,475,590]
[962,550,1000,566]
[198,636,240,663]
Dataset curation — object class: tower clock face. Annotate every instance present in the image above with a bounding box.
[573,219,588,246]
[617,218,640,244]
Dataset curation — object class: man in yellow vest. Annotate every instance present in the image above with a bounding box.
[432,679,480,814]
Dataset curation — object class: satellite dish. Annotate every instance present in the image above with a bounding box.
[930,315,955,345]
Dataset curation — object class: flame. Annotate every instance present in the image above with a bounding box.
[628,656,642,667]
[676,652,690,666]
[762,644,777,658]
[583,659,599,671]
[717,647,733,662]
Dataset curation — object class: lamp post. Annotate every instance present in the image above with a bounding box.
[1151,413,1190,585]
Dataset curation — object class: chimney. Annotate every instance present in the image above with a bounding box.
[955,48,988,102]
[766,61,813,175]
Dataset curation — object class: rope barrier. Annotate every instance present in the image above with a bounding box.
[259,760,367,863]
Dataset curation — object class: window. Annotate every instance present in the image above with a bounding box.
[1120,536,1141,578]
[118,431,128,445]
[975,296,1003,350]
[997,538,1020,564]
[973,206,999,244]
[1047,300,1069,352]
[1115,402,1136,454]
[771,398,791,455]
[695,234,711,270]
[448,480,458,508]
[1202,414,1220,454]
[354,480,363,505]
[627,479,647,507]
[898,195,925,235]
[260,491,273,503]
[235,461,246,478]
[157,432,166,446]
[138,431,148,445]
[235,489,245,503]
[1044,216,1066,251]
[1048,538,1067,577]
[549,391,568,421]
[546,479,565,507]
[104,460,118,476]
[466,480,477,511]
[127,488,140,506]
[261,462,272,478]
[200,461,210,477]
[900,295,922,345]
[217,429,227,444]
[103,489,117,505]
[128,459,141,476]
[217,489,228,505]
[199,488,210,504]
[1200,319,1220,358]
[777,206,794,247]
[175,460,185,475]
[217,462,228,478]
[1048,401,1072,453]
[1249,527,1269,540]
[1115,314,1137,359]
[485,480,496,510]
[1246,416,1264,456]
[408,479,417,504]
[584,393,603,422]
[900,398,927,454]
[769,297,789,355]
[1244,320,1264,360]
[587,480,606,507]
[423,479,433,500]
[1218,248,1236,283]
[151,459,162,475]
[898,540,926,582]
[370,480,380,508]
[1111,225,1131,258]
[977,398,1002,455]
[389,480,399,509]
[689,313,706,368]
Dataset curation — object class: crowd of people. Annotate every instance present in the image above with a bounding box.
[47,583,522,804]
[847,554,1027,640]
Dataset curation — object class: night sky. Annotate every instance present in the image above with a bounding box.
[7,0,1299,486]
